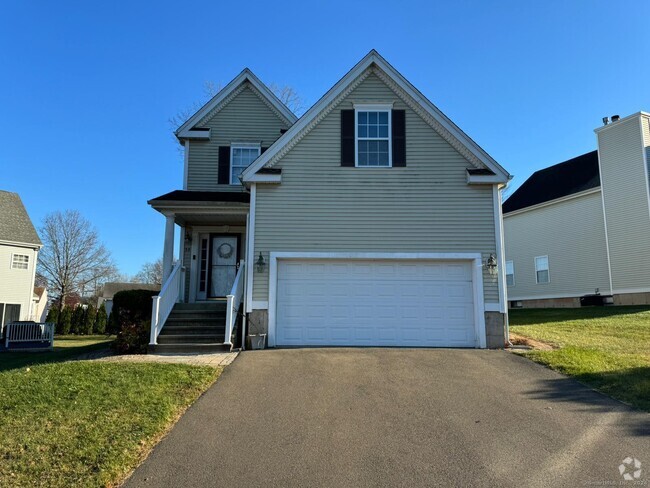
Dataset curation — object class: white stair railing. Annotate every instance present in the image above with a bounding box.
[224,260,245,348]
[150,262,183,345]
[5,322,55,350]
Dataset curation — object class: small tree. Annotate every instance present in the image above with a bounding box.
[71,306,86,335]
[45,307,59,324]
[58,307,72,335]
[95,303,107,334]
[84,305,97,335]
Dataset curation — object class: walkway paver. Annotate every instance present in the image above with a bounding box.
[90,350,238,367]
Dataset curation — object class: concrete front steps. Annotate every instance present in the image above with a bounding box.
[149,302,232,353]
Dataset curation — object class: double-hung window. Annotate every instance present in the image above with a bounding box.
[230,144,260,185]
[355,105,391,167]
[535,256,550,284]
[506,260,515,286]
[11,254,29,270]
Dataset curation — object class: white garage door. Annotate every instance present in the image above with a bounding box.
[275,259,477,347]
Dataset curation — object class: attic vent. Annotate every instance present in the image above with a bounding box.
[611,115,620,122]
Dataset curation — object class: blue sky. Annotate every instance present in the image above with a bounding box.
[1,1,648,276]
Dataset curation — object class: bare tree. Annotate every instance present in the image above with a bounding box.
[269,83,305,116]
[38,210,117,317]
[168,80,222,131]
[134,258,163,285]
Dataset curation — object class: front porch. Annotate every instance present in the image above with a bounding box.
[147,190,251,352]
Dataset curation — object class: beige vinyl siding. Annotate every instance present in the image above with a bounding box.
[643,116,650,195]
[598,115,650,292]
[186,83,290,191]
[0,244,38,323]
[503,191,610,300]
[252,72,499,303]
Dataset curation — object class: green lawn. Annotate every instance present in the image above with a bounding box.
[510,306,650,411]
[0,338,221,487]
[1,335,113,372]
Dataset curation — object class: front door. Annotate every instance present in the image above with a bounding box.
[208,235,239,298]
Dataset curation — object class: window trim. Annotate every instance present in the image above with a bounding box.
[534,255,550,284]
[354,103,393,168]
[505,260,515,287]
[11,253,29,270]
[230,143,261,185]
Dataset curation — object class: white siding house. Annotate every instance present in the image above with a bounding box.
[0,191,43,336]
[504,112,650,307]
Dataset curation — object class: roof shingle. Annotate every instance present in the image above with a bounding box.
[0,191,42,246]
[503,151,600,214]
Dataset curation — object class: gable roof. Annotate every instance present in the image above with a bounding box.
[241,50,511,183]
[0,190,42,247]
[502,150,600,214]
[175,69,298,140]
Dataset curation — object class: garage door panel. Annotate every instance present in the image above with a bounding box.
[276,259,477,347]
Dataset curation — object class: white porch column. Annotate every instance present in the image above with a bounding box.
[162,214,175,281]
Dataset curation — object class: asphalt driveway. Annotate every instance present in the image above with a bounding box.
[124,349,649,487]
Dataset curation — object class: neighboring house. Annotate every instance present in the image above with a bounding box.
[148,50,512,350]
[98,282,161,316]
[0,190,43,337]
[503,111,650,307]
[32,286,49,322]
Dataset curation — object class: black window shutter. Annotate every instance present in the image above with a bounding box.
[392,110,406,167]
[218,146,230,184]
[340,110,355,167]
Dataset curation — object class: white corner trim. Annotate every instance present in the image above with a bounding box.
[493,185,507,313]
[241,50,511,182]
[245,184,256,313]
[595,144,615,295]
[639,118,650,234]
[266,252,487,349]
[183,140,189,190]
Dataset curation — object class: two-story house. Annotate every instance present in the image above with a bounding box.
[0,190,43,337]
[503,111,650,307]
[148,50,512,351]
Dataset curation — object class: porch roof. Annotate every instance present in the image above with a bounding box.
[148,190,250,204]
[148,190,249,225]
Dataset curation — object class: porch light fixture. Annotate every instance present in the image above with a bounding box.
[486,254,498,276]
[255,252,266,273]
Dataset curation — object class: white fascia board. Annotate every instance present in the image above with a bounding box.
[175,69,297,140]
[244,174,281,184]
[0,239,42,250]
[467,173,509,185]
[180,129,211,140]
[242,50,511,182]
